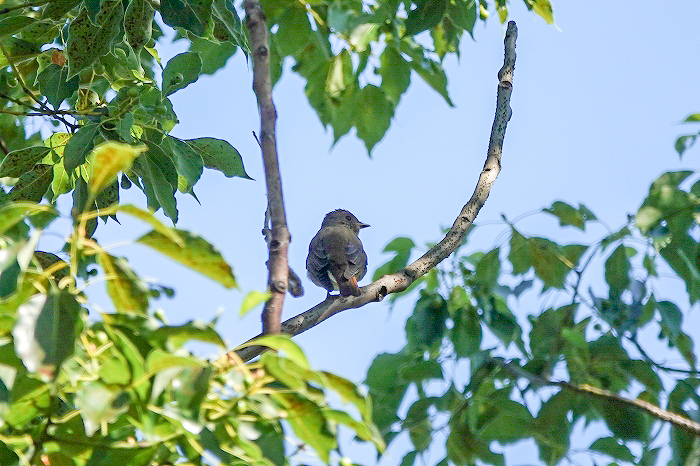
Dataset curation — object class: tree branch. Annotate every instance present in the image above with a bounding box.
[492,358,700,437]
[244,0,290,335]
[234,21,518,362]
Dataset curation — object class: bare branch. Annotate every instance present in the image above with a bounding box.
[234,21,518,362]
[244,0,290,334]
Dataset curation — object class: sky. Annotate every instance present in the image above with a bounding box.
[60,1,700,464]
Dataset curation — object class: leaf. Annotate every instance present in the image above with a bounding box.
[133,148,179,223]
[123,0,154,51]
[405,293,447,352]
[149,321,226,348]
[11,290,81,381]
[76,381,129,436]
[378,46,411,104]
[355,85,394,153]
[162,51,202,95]
[160,0,212,37]
[117,204,184,245]
[88,142,146,199]
[97,252,149,315]
[530,0,555,24]
[0,203,55,235]
[37,64,79,108]
[605,244,630,296]
[210,0,247,50]
[447,0,477,35]
[323,409,385,451]
[7,164,53,202]
[0,15,36,37]
[145,348,206,372]
[657,300,682,339]
[276,7,312,56]
[402,41,453,107]
[239,334,309,369]
[474,248,500,290]
[0,146,51,178]
[272,392,335,463]
[239,290,271,317]
[404,0,449,36]
[180,137,250,178]
[66,1,124,78]
[43,0,82,20]
[166,136,204,191]
[543,201,596,230]
[188,36,237,75]
[137,229,236,288]
[63,123,100,172]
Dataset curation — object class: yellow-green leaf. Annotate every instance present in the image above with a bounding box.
[136,229,236,288]
[117,204,184,246]
[0,203,56,235]
[88,142,146,198]
[239,290,271,317]
[97,252,149,315]
[239,334,309,370]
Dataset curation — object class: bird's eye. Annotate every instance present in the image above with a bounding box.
[345,215,352,221]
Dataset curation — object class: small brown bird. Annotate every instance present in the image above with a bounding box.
[306,209,369,297]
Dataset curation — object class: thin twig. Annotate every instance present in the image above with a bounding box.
[0,43,78,130]
[234,21,518,362]
[244,0,291,335]
[492,358,700,437]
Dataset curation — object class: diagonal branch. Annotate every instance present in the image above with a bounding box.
[244,0,290,335]
[234,21,518,361]
[492,358,700,437]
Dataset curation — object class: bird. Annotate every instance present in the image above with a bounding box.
[306,209,369,297]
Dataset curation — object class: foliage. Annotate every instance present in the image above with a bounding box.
[366,162,700,463]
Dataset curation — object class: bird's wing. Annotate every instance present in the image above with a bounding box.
[343,239,368,280]
[306,234,334,290]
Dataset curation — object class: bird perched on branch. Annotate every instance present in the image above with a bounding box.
[306,209,369,297]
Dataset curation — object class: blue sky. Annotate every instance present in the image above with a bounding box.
[67,1,700,464]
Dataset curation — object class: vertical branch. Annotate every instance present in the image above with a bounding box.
[244,1,289,334]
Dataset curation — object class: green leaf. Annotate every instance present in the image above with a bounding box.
[166,135,204,191]
[404,0,448,36]
[137,229,236,288]
[657,300,682,339]
[133,148,179,222]
[146,348,206,372]
[474,247,500,290]
[149,321,226,348]
[402,41,453,106]
[276,7,312,56]
[66,2,124,78]
[160,0,212,37]
[117,204,184,245]
[7,163,53,202]
[239,290,271,317]
[543,201,596,230]
[323,409,385,451]
[43,0,82,19]
[605,244,630,296]
[372,236,415,281]
[63,123,100,173]
[0,146,51,178]
[447,0,477,35]
[76,381,129,436]
[12,290,80,381]
[97,252,149,315]
[599,398,649,441]
[123,0,154,51]
[0,15,36,37]
[272,392,335,463]
[188,36,237,75]
[355,85,394,153]
[0,203,55,235]
[530,0,555,24]
[379,46,411,104]
[180,137,250,178]
[239,334,309,369]
[88,142,146,199]
[406,292,447,351]
[37,64,79,108]
[210,0,247,50]
[163,51,202,95]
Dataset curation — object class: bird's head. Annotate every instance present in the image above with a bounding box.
[321,209,370,233]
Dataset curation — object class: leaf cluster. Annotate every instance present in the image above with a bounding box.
[366,164,700,464]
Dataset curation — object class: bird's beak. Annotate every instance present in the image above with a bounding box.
[360,223,370,229]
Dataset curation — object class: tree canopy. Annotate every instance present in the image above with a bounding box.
[1,0,699,465]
